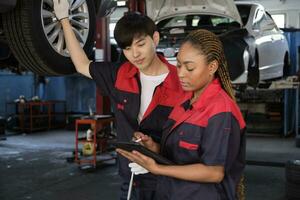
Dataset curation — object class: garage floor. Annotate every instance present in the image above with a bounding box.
[0,130,299,200]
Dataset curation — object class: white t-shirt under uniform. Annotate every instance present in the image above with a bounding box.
[138,72,168,123]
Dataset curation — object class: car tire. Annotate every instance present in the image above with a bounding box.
[286,160,300,184]
[2,0,96,75]
[296,137,300,148]
[0,116,6,136]
[286,181,300,200]
[247,52,259,88]
[286,160,300,199]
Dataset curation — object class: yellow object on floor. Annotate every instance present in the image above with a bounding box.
[82,142,94,156]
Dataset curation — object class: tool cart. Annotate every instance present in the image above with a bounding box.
[74,115,116,168]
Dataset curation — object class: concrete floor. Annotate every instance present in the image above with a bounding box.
[0,130,299,200]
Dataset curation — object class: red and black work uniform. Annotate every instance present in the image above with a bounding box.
[156,78,246,200]
[89,55,185,190]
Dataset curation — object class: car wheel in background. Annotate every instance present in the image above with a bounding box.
[247,51,259,88]
[296,137,300,148]
[286,160,300,199]
[286,160,300,184]
[2,0,96,75]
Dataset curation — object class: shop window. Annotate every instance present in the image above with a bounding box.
[271,14,285,28]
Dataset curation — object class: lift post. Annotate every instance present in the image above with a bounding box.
[95,11,111,115]
[284,29,300,146]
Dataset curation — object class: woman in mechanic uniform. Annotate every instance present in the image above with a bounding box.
[117,29,246,200]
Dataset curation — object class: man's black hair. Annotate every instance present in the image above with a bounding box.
[114,12,157,49]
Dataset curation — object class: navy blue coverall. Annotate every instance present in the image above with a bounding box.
[89,55,186,199]
[156,78,246,200]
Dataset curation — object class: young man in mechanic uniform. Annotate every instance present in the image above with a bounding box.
[53,1,186,199]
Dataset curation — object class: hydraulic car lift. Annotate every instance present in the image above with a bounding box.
[268,76,300,89]
[237,75,300,137]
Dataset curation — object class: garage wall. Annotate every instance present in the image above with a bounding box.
[237,0,300,28]
[0,72,96,117]
[63,75,96,114]
[0,71,34,116]
[39,75,96,113]
[46,77,66,100]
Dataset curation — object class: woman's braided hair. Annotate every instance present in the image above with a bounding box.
[182,29,235,101]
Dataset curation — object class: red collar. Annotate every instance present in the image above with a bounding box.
[115,54,181,93]
[190,78,222,110]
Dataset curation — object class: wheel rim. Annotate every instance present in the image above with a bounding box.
[41,0,90,57]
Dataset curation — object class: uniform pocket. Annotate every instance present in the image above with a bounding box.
[117,103,124,110]
[176,139,201,164]
[179,140,199,150]
[171,127,202,164]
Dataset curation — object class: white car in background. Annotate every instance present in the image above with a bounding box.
[146,0,290,87]
[235,1,290,85]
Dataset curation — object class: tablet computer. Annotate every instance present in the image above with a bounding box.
[111,141,174,165]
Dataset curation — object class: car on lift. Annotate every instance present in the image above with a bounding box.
[0,0,116,75]
[147,0,290,87]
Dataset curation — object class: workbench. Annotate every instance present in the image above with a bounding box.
[6,100,66,132]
